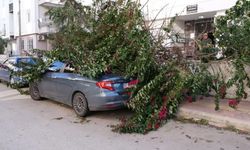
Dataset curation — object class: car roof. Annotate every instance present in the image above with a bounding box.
[9,56,35,59]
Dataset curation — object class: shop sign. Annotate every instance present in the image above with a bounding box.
[187,4,198,14]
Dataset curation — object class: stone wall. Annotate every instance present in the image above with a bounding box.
[208,61,250,101]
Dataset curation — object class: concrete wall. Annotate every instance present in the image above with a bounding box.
[208,61,250,101]
[140,0,238,20]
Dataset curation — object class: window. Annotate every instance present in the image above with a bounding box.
[9,3,13,13]
[21,39,25,50]
[27,39,33,50]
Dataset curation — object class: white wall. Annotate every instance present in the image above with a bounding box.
[19,0,37,35]
[140,0,238,20]
[0,0,9,38]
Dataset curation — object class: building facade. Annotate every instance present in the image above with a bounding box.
[141,0,238,56]
[0,0,63,56]
[0,0,238,56]
[142,0,237,36]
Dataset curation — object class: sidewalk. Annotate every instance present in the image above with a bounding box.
[178,97,250,133]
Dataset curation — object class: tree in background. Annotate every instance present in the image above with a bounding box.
[0,37,7,54]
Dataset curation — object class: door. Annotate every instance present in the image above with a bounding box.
[50,73,74,104]
[0,60,12,82]
[39,72,74,105]
[38,72,59,100]
[195,19,214,39]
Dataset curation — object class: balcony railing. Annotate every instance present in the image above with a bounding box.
[38,16,53,27]
[39,0,64,7]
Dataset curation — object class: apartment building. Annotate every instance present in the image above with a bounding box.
[0,0,64,56]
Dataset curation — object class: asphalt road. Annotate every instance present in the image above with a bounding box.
[0,83,250,150]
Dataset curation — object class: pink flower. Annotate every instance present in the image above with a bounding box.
[228,99,238,109]
[154,122,160,129]
[158,107,167,120]
[147,123,152,129]
[185,96,193,103]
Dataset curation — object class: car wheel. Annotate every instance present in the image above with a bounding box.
[72,92,89,117]
[29,82,42,100]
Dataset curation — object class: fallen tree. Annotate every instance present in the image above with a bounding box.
[14,0,249,133]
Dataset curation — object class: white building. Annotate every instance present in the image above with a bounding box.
[0,0,238,56]
[0,0,63,56]
[139,0,238,57]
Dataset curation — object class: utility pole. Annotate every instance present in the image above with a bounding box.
[18,0,22,55]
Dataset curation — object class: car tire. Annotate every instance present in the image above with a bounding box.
[29,82,42,100]
[72,92,89,117]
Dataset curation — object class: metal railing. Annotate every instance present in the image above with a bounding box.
[38,16,53,27]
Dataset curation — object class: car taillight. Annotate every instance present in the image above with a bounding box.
[96,81,114,91]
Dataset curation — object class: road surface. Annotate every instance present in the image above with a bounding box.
[0,83,250,150]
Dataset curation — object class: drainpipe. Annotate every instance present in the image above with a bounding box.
[18,0,22,55]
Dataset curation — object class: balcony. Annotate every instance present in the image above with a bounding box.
[38,0,64,8]
[38,16,53,27]
[9,3,13,13]
[38,16,57,33]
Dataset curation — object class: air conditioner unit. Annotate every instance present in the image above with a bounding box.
[38,35,46,41]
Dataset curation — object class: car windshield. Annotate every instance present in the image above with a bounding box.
[48,61,65,72]
[17,58,36,65]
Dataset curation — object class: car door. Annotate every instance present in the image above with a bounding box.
[38,61,65,100]
[50,72,75,105]
[0,59,13,82]
[0,64,9,81]
[38,72,60,100]
[38,61,74,105]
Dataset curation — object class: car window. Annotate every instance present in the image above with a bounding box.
[17,58,36,65]
[4,58,15,65]
[3,58,15,69]
[47,61,65,72]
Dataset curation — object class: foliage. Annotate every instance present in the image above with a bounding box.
[10,54,53,91]
[47,0,197,133]
[12,0,249,133]
[0,37,7,54]
[215,0,250,61]
[215,0,250,100]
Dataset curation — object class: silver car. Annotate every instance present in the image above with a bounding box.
[30,61,137,117]
[0,56,36,85]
